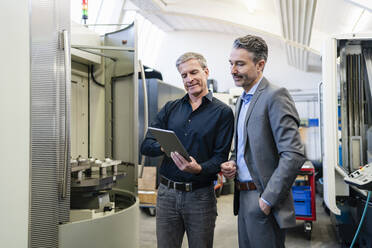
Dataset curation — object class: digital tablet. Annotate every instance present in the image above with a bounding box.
[147,127,191,162]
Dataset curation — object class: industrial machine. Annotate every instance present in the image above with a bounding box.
[344,163,372,191]
[1,1,141,247]
[322,33,372,247]
[70,157,125,212]
[60,22,142,248]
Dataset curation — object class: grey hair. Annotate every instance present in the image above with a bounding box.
[233,35,268,64]
[176,52,208,69]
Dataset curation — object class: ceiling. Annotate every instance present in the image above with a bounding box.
[128,0,372,71]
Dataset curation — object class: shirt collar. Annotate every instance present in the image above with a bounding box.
[241,75,263,102]
[182,91,213,102]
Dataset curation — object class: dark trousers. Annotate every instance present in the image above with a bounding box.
[238,190,286,248]
[156,183,217,248]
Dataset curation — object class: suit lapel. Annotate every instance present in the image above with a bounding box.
[234,96,243,149]
[241,77,269,191]
[243,78,269,130]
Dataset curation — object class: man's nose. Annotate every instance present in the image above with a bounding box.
[186,74,194,82]
[231,65,237,74]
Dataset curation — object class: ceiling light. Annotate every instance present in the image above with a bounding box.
[243,0,257,13]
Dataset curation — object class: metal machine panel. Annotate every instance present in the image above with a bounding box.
[104,24,138,162]
[71,73,88,158]
[322,37,343,215]
[90,81,106,160]
[157,80,185,110]
[112,76,135,163]
[0,2,31,247]
[30,0,70,247]
[104,23,138,194]
[59,193,139,248]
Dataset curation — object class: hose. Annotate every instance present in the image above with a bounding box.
[350,191,371,248]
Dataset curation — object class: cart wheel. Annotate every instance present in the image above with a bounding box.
[146,207,156,216]
[304,221,312,240]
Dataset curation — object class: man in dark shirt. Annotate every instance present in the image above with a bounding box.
[141,52,234,248]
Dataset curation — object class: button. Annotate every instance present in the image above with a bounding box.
[188,119,191,122]
[185,133,187,136]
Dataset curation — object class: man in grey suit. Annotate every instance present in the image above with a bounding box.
[221,35,306,247]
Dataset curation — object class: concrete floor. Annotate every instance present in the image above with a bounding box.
[139,194,340,248]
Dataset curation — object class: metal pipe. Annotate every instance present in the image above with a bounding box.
[318,81,323,161]
[73,47,117,61]
[139,60,148,177]
[88,65,90,158]
[84,23,132,26]
[71,44,134,52]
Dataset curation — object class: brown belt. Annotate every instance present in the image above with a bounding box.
[235,181,257,191]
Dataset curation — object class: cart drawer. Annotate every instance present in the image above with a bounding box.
[292,186,311,201]
[294,200,312,216]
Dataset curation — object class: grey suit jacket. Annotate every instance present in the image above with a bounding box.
[231,77,306,229]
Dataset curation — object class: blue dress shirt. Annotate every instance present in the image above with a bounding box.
[237,78,261,182]
[236,77,272,207]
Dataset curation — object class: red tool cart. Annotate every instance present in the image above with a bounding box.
[292,161,316,240]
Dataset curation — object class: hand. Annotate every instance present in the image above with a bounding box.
[220,160,236,179]
[170,152,202,174]
[259,198,271,216]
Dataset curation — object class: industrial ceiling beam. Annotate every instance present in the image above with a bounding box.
[277,0,317,71]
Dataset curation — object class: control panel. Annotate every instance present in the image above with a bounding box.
[344,163,372,191]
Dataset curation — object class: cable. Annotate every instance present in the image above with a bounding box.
[350,191,371,248]
[90,64,105,87]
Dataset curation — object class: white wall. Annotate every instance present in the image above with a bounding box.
[0,1,30,247]
[148,30,322,93]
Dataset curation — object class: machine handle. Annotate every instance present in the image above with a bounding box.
[62,30,71,198]
[139,60,148,177]
[318,81,323,162]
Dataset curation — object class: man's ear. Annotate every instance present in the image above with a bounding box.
[257,60,265,72]
[203,67,210,77]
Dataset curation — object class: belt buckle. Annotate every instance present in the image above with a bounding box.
[245,182,250,190]
[166,179,172,188]
[172,181,178,190]
[185,183,192,192]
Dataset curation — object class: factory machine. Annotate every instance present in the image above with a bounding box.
[322,34,372,247]
[61,21,143,248]
[1,1,142,247]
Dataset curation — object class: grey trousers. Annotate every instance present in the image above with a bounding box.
[238,190,285,248]
[156,183,217,248]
